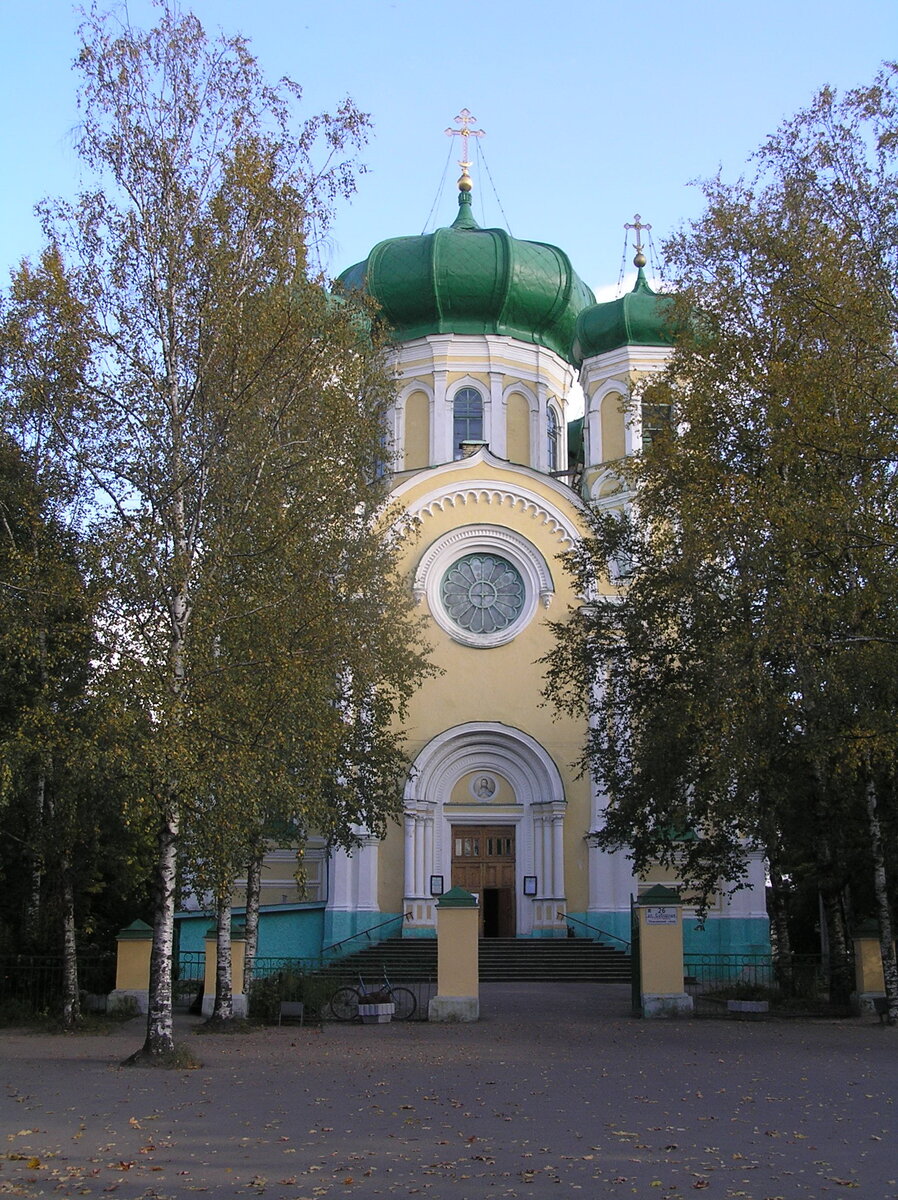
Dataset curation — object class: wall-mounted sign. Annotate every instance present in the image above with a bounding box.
[645,906,677,925]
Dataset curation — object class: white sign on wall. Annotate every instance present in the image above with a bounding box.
[645,906,677,925]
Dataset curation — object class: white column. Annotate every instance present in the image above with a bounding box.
[623,387,643,456]
[355,833,380,912]
[586,393,601,470]
[423,814,434,893]
[403,814,416,898]
[432,370,449,463]
[535,380,548,470]
[551,810,565,899]
[327,844,354,911]
[414,815,426,896]
[488,371,505,458]
[542,814,553,895]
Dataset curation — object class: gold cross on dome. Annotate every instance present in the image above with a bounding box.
[445,108,485,176]
[624,213,652,255]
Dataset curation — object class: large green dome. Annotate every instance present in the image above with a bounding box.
[337,189,595,366]
[573,268,677,364]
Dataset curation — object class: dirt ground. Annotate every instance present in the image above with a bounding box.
[1,982,895,1199]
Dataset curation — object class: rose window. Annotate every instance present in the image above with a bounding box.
[440,553,526,636]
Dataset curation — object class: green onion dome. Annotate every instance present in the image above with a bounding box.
[572,267,677,364]
[337,188,595,367]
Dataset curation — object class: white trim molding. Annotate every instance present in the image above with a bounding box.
[413,524,554,647]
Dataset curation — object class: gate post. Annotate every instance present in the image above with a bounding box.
[636,885,693,1019]
[109,919,152,1013]
[429,886,479,1022]
[852,918,895,1015]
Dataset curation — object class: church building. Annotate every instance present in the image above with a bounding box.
[318,140,769,959]
[179,126,769,963]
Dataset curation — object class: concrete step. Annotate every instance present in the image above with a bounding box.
[325,935,631,983]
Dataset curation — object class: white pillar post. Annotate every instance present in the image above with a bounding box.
[489,370,505,458]
[552,810,565,900]
[355,833,380,912]
[433,370,449,462]
[403,814,416,898]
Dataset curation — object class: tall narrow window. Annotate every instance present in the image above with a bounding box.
[547,406,560,472]
[453,387,483,458]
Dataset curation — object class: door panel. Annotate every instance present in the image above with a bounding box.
[451,825,516,937]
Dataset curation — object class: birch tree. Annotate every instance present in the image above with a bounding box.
[2,4,429,1057]
[545,64,898,1014]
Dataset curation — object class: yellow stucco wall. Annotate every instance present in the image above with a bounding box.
[377,453,598,916]
[601,392,626,460]
[404,390,430,470]
[506,392,531,464]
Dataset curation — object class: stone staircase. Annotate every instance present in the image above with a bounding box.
[323,935,631,984]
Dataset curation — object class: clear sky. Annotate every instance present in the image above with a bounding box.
[1,0,895,300]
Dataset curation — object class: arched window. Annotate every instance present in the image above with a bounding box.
[547,406,560,472]
[453,387,483,458]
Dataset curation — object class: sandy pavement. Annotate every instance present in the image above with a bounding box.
[1,982,895,1198]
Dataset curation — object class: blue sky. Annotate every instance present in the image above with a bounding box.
[1,0,895,299]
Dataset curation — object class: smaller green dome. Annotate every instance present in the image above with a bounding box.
[573,268,677,364]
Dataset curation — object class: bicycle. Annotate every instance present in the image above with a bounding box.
[329,968,417,1022]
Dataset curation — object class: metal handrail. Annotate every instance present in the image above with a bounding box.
[321,911,411,959]
[559,911,631,952]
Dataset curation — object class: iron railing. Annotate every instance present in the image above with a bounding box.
[683,952,825,1016]
[321,911,411,960]
[0,953,116,1021]
[559,911,632,952]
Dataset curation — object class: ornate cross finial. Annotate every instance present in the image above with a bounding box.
[624,213,651,267]
[445,109,485,188]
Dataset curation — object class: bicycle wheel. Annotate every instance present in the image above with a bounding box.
[389,986,417,1021]
[329,986,360,1021]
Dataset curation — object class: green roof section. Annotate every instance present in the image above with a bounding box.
[436,885,478,908]
[572,268,678,364]
[337,189,596,366]
[117,919,153,939]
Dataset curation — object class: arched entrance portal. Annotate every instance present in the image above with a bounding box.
[402,723,567,938]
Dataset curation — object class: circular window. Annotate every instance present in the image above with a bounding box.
[413,525,554,649]
[440,554,525,635]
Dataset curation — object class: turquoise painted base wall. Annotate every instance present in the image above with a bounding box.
[567,912,771,957]
[175,904,325,961]
[321,910,405,959]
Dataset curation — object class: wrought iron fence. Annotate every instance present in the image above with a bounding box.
[0,953,116,1022]
[246,956,436,1021]
[173,950,206,1010]
[684,952,825,1017]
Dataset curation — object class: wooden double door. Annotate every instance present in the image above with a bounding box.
[451,825,516,938]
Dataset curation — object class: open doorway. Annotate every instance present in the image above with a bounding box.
[451,825,516,937]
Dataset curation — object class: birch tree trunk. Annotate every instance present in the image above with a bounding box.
[24,771,45,948]
[137,805,179,1057]
[60,856,81,1028]
[211,893,233,1022]
[865,774,898,1024]
[242,848,262,1012]
[819,883,853,1007]
[767,855,794,993]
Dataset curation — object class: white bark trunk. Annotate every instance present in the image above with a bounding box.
[243,849,262,1009]
[142,805,179,1055]
[865,774,898,1024]
[60,859,81,1027]
[212,894,233,1021]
